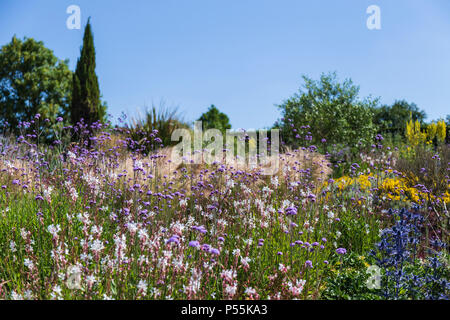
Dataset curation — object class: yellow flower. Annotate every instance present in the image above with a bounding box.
[437,119,446,143]
[427,122,437,141]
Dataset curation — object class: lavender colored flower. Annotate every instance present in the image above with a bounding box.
[166,235,180,244]
[189,240,200,248]
[285,207,297,216]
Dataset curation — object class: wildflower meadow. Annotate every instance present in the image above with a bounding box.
[0,111,448,300]
[0,2,449,302]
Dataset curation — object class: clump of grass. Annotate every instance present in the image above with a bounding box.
[126,104,190,155]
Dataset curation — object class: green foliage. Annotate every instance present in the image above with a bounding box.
[372,100,427,141]
[334,206,381,255]
[321,253,382,300]
[0,36,72,133]
[198,105,231,133]
[70,18,106,128]
[274,72,377,149]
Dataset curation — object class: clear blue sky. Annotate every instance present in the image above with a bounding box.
[1,0,449,129]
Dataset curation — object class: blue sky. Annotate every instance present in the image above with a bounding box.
[1,0,449,129]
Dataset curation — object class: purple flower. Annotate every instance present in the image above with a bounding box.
[166,235,180,244]
[201,244,211,252]
[336,248,347,255]
[210,248,220,255]
[305,260,313,268]
[189,240,200,248]
[285,207,297,216]
[193,225,207,234]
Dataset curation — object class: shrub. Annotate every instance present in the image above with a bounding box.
[126,105,190,154]
[274,72,377,150]
[320,252,382,300]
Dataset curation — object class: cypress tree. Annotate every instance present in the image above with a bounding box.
[71,18,106,128]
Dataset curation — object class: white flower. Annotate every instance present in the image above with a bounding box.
[50,285,63,300]
[43,185,53,202]
[327,211,335,219]
[232,249,241,256]
[67,151,76,160]
[86,275,96,287]
[91,225,103,235]
[9,240,16,253]
[47,224,61,237]
[11,291,23,300]
[24,258,34,270]
[245,287,256,295]
[137,280,148,295]
[138,228,148,241]
[241,256,251,268]
[127,222,138,234]
[271,176,279,187]
[224,284,237,296]
[90,239,105,253]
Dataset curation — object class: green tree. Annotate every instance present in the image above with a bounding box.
[0,36,72,132]
[372,100,426,139]
[274,72,377,148]
[71,18,106,128]
[198,105,231,133]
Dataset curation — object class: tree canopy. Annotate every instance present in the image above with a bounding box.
[372,100,427,138]
[198,105,231,133]
[0,36,72,132]
[274,72,377,148]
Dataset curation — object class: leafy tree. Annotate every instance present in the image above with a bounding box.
[71,18,106,128]
[198,105,231,133]
[372,100,426,139]
[0,36,72,132]
[274,72,377,148]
